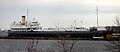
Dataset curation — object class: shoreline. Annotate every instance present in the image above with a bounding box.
[0,36,109,41]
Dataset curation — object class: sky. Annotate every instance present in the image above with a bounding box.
[0,0,120,29]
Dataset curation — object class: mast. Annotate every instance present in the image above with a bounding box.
[81,20,83,27]
[27,9,29,22]
[74,20,76,27]
[96,6,99,27]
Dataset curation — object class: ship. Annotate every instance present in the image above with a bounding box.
[8,16,111,39]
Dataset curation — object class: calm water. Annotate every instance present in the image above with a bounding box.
[0,39,110,52]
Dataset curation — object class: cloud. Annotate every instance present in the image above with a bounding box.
[1,0,120,6]
[0,0,120,29]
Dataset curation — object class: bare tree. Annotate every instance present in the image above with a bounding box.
[114,16,120,26]
[104,16,120,52]
[25,37,80,52]
[47,36,80,52]
[25,39,42,52]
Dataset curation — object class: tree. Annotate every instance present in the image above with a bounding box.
[25,39,42,52]
[47,36,80,52]
[25,37,80,52]
[114,16,120,26]
[104,16,120,52]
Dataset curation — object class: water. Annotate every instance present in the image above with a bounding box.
[0,31,8,37]
[0,39,110,52]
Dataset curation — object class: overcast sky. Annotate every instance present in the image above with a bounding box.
[0,0,120,29]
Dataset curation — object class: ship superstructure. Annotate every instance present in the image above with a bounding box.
[10,16,89,31]
[10,16,41,31]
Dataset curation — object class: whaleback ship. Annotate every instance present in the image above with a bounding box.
[8,16,111,39]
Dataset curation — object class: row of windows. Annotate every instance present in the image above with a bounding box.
[11,28,39,30]
[30,25,39,26]
[11,28,29,30]
[11,25,39,27]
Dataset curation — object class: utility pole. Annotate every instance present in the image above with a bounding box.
[96,6,99,27]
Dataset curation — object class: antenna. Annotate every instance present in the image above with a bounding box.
[33,18,35,21]
[96,6,99,27]
[27,9,29,22]
[81,20,83,27]
[74,20,76,27]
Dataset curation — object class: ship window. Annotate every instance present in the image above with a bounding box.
[33,28,36,30]
[27,28,30,30]
[11,28,13,30]
[15,28,16,30]
[75,28,80,29]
